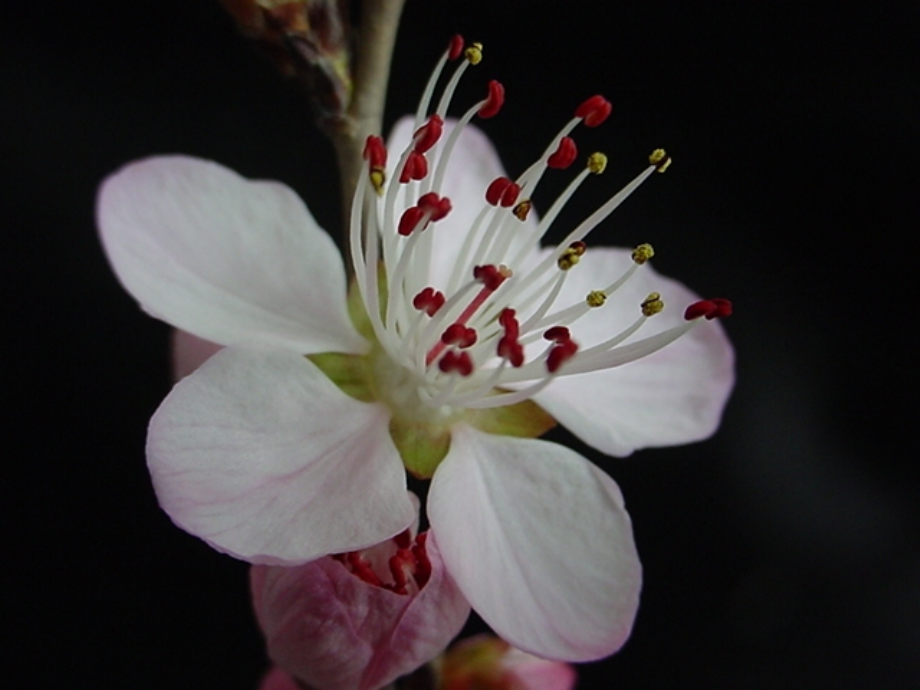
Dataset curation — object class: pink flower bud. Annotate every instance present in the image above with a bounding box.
[251,527,470,690]
[441,635,577,690]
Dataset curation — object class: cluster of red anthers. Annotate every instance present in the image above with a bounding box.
[684,298,733,321]
[544,326,580,374]
[332,530,432,595]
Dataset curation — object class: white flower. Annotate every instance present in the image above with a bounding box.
[97,37,733,661]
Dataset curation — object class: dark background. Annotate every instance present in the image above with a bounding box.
[5,1,920,688]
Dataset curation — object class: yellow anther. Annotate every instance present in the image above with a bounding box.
[649,148,672,173]
[631,243,655,265]
[586,290,607,307]
[587,152,608,174]
[369,168,386,196]
[557,248,581,271]
[465,42,483,65]
[512,199,532,221]
[641,292,664,317]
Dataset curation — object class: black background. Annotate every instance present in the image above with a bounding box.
[5,1,920,688]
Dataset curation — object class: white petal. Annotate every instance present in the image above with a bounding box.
[148,347,414,565]
[534,246,735,456]
[428,425,641,661]
[98,156,365,354]
[386,118,540,292]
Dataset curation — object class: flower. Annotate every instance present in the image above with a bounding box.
[250,496,470,690]
[439,635,577,690]
[96,36,733,661]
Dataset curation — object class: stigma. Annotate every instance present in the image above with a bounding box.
[349,36,729,415]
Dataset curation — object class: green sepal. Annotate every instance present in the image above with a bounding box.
[465,398,557,438]
[306,352,375,403]
[389,418,451,479]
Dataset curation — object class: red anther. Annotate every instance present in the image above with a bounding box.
[400,151,429,183]
[362,135,387,169]
[575,95,613,127]
[473,264,506,291]
[498,336,525,367]
[478,80,505,119]
[546,339,579,373]
[348,552,384,587]
[544,325,572,343]
[569,240,587,255]
[388,548,415,593]
[393,529,412,549]
[448,34,464,61]
[499,307,520,338]
[412,287,445,316]
[486,177,512,206]
[398,206,425,236]
[441,323,477,348]
[418,192,452,221]
[438,350,474,377]
[412,533,432,588]
[710,298,733,319]
[547,136,578,169]
[413,115,444,154]
[500,182,521,207]
[684,299,716,321]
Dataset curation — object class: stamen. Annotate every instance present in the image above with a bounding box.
[413,287,446,316]
[413,115,444,154]
[586,290,607,307]
[547,137,578,169]
[485,177,521,207]
[575,95,613,127]
[684,298,732,320]
[448,34,464,61]
[478,80,505,119]
[464,41,483,65]
[640,292,664,317]
[631,243,655,264]
[512,200,532,220]
[557,241,586,270]
[587,152,608,174]
[649,148,672,173]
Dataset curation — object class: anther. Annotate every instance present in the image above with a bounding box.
[399,151,429,183]
[398,207,425,236]
[363,135,387,194]
[485,177,521,207]
[413,115,444,154]
[640,292,664,317]
[557,241,586,270]
[448,34,464,61]
[587,152,608,174]
[586,290,607,307]
[393,529,412,549]
[417,192,452,221]
[512,199,532,221]
[441,323,478,348]
[546,339,579,373]
[412,533,432,588]
[547,137,578,169]
[575,95,613,127]
[544,326,572,344]
[413,287,446,316]
[478,80,505,119]
[473,264,510,291]
[465,42,483,65]
[649,148,671,173]
[631,243,655,265]
[684,298,732,321]
[439,350,474,377]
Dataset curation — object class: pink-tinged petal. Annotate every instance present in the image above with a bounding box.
[386,118,540,293]
[533,246,735,456]
[148,346,414,565]
[170,329,222,381]
[428,425,641,662]
[251,532,470,690]
[257,667,300,690]
[97,155,365,354]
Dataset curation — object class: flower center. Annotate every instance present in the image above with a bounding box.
[351,35,730,423]
[332,530,431,596]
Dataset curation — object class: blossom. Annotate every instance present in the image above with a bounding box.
[439,635,577,690]
[97,37,733,661]
[250,496,470,690]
